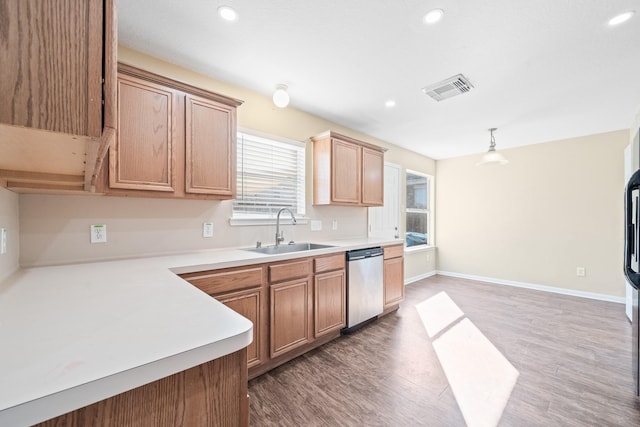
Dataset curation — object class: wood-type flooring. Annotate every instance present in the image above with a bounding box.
[248,275,640,426]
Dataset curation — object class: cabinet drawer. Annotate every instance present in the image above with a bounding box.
[384,244,404,260]
[181,266,264,295]
[314,253,345,273]
[269,259,312,283]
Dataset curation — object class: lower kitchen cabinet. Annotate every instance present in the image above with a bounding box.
[217,287,264,368]
[270,278,313,358]
[383,244,405,311]
[314,270,346,337]
[180,265,267,370]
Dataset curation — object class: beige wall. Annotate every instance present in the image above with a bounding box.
[435,129,628,297]
[0,187,19,281]
[18,47,436,271]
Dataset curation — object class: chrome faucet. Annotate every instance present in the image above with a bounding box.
[275,208,297,246]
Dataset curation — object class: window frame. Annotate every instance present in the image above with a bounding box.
[404,169,433,250]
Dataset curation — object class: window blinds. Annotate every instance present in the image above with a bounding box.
[233,132,305,217]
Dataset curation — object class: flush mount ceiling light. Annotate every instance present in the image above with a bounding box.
[477,128,509,166]
[385,99,396,108]
[424,9,444,24]
[217,5,238,21]
[608,11,635,26]
[272,84,290,108]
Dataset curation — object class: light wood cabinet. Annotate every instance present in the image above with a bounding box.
[182,251,349,379]
[270,278,313,358]
[383,244,405,311]
[311,130,386,206]
[185,94,235,196]
[110,74,176,192]
[101,64,241,199]
[314,253,346,338]
[35,349,249,427]
[268,258,313,358]
[180,266,267,370]
[0,0,117,192]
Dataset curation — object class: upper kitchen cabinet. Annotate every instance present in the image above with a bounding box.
[311,131,386,206]
[101,64,242,199]
[0,0,117,192]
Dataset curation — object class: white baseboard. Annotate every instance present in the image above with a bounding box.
[405,270,437,285]
[436,270,625,304]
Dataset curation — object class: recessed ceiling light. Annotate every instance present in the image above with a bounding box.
[424,9,444,25]
[608,10,634,26]
[218,5,238,22]
[385,100,396,108]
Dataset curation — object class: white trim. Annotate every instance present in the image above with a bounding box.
[405,270,437,285]
[229,217,309,227]
[237,127,306,148]
[404,245,435,254]
[436,271,625,304]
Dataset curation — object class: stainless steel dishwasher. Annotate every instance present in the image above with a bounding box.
[344,247,384,332]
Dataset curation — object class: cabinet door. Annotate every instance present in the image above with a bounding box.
[331,139,361,204]
[384,257,405,309]
[270,279,312,358]
[185,94,236,197]
[217,288,265,369]
[362,147,384,206]
[110,75,175,192]
[314,270,346,337]
[0,0,104,138]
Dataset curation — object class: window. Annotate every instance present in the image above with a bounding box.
[233,131,305,219]
[405,170,431,247]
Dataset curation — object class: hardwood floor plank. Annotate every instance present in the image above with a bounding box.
[249,275,640,426]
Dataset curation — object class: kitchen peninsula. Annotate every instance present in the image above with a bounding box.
[0,238,400,426]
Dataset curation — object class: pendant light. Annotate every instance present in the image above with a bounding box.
[477,128,509,165]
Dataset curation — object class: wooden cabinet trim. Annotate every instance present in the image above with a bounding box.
[314,253,345,273]
[181,266,264,295]
[384,244,404,260]
[118,63,243,108]
[269,259,312,283]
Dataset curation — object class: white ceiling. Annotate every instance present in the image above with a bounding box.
[118,0,640,159]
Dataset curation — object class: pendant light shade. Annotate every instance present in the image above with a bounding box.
[477,128,509,165]
[272,84,290,108]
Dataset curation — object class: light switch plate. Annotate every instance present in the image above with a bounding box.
[90,224,107,243]
[0,228,6,254]
[332,219,338,231]
[203,222,214,238]
[310,220,322,231]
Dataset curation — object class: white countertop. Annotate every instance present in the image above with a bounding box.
[0,237,401,426]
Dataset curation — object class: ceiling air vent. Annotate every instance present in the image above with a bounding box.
[422,74,474,102]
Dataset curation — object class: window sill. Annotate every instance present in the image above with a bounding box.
[404,245,436,254]
[229,217,309,227]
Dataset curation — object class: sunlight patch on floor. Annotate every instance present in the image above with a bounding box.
[416,291,464,338]
[416,293,519,427]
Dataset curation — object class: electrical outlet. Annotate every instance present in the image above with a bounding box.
[0,228,6,254]
[332,219,338,231]
[310,220,322,231]
[203,222,214,238]
[576,267,585,277]
[90,224,107,243]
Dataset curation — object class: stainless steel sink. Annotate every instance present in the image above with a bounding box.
[243,242,335,255]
